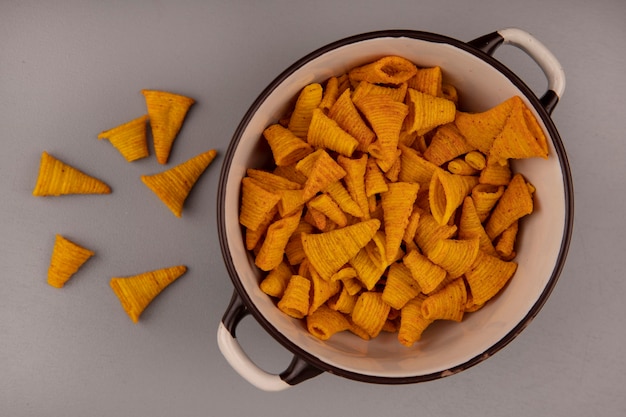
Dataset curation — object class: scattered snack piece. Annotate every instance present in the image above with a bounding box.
[141,149,217,217]
[33,151,111,196]
[141,89,195,164]
[110,265,187,323]
[97,115,149,162]
[47,234,95,288]
[238,56,549,346]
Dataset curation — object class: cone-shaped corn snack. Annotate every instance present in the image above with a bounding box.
[301,219,380,280]
[404,89,456,136]
[485,173,533,240]
[464,251,518,306]
[454,96,515,153]
[288,83,323,139]
[328,89,376,152]
[97,114,149,162]
[33,151,111,196]
[141,149,217,217]
[421,277,467,322]
[429,167,478,225]
[381,182,420,264]
[307,108,359,157]
[141,90,194,164]
[263,124,313,166]
[423,123,475,166]
[110,265,187,323]
[348,56,417,85]
[47,235,95,288]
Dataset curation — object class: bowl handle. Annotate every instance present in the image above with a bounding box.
[217,291,323,391]
[468,27,566,115]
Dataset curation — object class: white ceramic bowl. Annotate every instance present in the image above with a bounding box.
[217,28,573,391]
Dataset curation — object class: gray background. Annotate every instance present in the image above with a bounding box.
[2,1,625,416]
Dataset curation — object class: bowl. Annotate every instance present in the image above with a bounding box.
[216,28,573,391]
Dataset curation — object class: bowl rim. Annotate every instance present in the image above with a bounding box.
[217,29,574,384]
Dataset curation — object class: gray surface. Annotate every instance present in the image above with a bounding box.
[2,1,625,416]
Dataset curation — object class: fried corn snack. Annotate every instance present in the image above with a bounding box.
[489,96,549,164]
[465,251,518,306]
[97,114,149,162]
[403,249,447,294]
[301,219,380,280]
[328,89,376,152]
[307,108,359,156]
[407,66,443,97]
[33,151,111,196]
[485,173,534,240]
[288,83,323,138]
[351,292,391,338]
[454,96,516,153]
[239,55,550,347]
[421,278,467,322]
[260,261,293,298]
[307,305,351,340]
[423,123,475,166]
[141,149,217,217]
[47,235,95,288]
[141,89,195,164]
[429,167,478,225]
[278,275,311,319]
[382,263,421,310]
[110,265,187,323]
[404,89,456,136]
[398,295,432,347]
[263,124,314,166]
[348,56,417,85]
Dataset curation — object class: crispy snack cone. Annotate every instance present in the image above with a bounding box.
[423,123,475,166]
[403,249,447,294]
[110,265,187,323]
[287,83,323,139]
[301,218,380,280]
[328,89,376,152]
[458,196,498,256]
[263,124,313,166]
[413,209,458,255]
[355,95,408,172]
[398,144,438,189]
[381,182,420,264]
[308,194,348,228]
[255,209,302,271]
[398,294,432,346]
[485,173,534,240]
[246,168,302,192]
[382,263,421,310]
[407,66,443,97]
[307,305,351,340]
[324,182,364,218]
[297,149,347,200]
[421,278,467,322]
[278,275,311,319]
[350,244,386,290]
[465,251,518,306]
[259,261,293,298]
[429,167,479,225]
[308,267,341,315]
[348,56,418,85]
[319,77,340,112]
[479,156,512,186]
[141,89,195,164]
[495,221,519,260]
[239,177,281,231]
[337,154,370,220]
[454,96,516,153]
[352,81,408,103]
[404,89,456,136]
[489,96,549,164]
[33,151,111,196]
[471,184,505,222]
[47,235,95,288]
[141,149,217,217]
[97,115,149,162]
[351,292,391,338]
[426,237,480,278]
[307,108,359,157]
